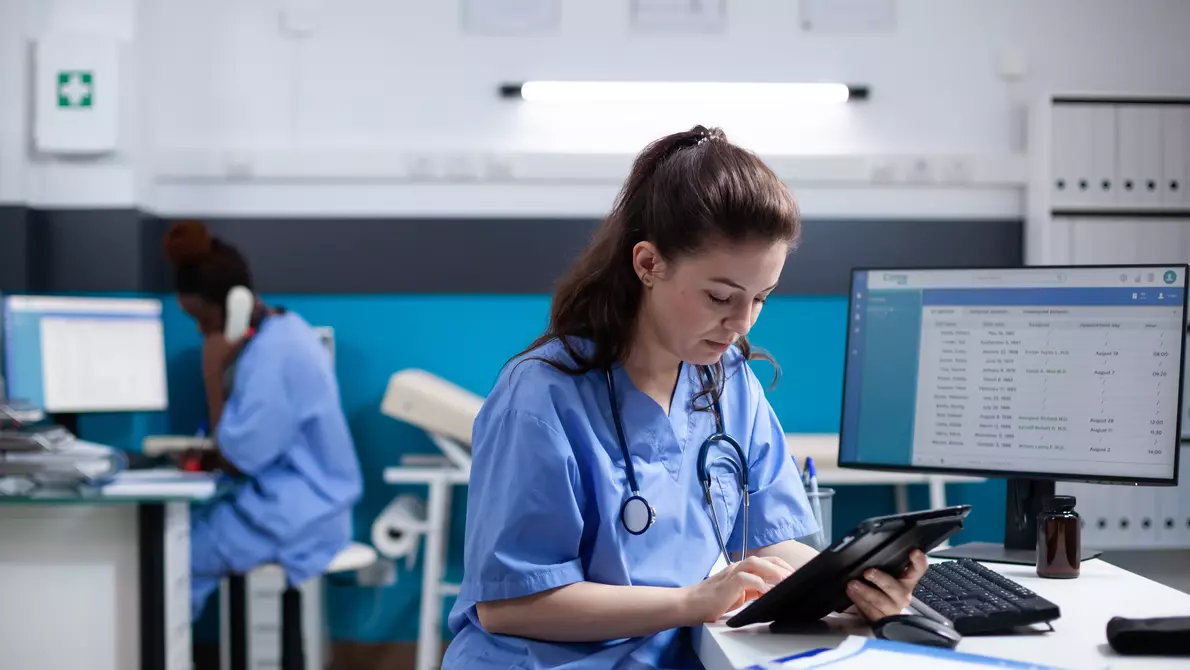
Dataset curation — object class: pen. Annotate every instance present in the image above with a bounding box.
[806,456,826,549]
[181,421,210,472]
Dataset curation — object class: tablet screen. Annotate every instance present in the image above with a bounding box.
[727,505,970,629]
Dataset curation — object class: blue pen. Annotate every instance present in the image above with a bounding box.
[806,456,826,549]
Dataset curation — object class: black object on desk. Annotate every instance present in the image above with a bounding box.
[930,479,1102,565]
[871,614,961,649]
[1106,616,1190,656]
[913,558,1062,634]
[1036,495,1081,579]
[49,411,80,439]
[726,505,971,631]
[124,451,176,470]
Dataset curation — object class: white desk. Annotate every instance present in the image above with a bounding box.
[814,467,984,513]
[698,557,1190,669]
[0,493,200,670]
[786,434,985,512]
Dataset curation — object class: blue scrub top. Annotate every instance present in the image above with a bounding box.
[206,311,362,585]
[444,338,818,670]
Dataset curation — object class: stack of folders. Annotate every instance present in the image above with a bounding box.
[0,401,127,486]
[745,636,1067,670]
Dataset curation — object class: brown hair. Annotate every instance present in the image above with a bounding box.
[162,220,253,306]
[520,125,801,406]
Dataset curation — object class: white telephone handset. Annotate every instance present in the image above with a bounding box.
[224,285,255,341]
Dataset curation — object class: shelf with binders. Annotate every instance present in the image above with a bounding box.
[1046,97,1190,217]
[1057,443,1190,551]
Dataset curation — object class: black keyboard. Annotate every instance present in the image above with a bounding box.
[913,558,1061,634]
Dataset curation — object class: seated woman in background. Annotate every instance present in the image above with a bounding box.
[163,220,363,618]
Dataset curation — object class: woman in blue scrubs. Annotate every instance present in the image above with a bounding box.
[444,127,928,669]
[162,221,363,618]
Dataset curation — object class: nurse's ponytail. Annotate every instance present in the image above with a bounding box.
[519,125,800,404]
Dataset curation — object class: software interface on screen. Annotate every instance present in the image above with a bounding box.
[840,267,1186,482]
[2,295,168,412]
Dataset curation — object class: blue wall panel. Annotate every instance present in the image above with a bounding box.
[58,292,1005,642]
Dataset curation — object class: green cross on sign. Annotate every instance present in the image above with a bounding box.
[57,70,93,108]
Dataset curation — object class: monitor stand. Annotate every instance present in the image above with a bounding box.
[929,478,1102,565]
[52,412,80,437]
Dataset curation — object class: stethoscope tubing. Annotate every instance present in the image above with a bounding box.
[606,365,751,561]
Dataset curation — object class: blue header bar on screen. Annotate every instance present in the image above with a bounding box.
[917,287,1184,306]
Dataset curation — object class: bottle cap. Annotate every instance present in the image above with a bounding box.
[1044,494,1076,512]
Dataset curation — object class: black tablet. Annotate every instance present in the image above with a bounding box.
[726,505,971,630]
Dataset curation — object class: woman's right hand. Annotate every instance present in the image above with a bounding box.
[171,448,200,469]
[682,555,795,624]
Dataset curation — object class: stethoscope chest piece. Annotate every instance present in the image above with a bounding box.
[620,495,655,535]
[606,365,747,559]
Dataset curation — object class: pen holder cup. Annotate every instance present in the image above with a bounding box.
[802,487,834,551]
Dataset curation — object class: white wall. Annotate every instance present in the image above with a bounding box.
[5,0,1190,216]
[0,0,141,206]
[143,0,1190,155]
[0,0,28,204]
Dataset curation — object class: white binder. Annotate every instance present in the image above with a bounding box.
[1162,107,1190,208]
[1115,105,1163,207]
[1132,485,1159,547]
[1182,328,1190,441]
[1088,105,1118,208]
[1178,446,1190,547]
[1056,103,1090,208]
[1154,473,1182,547]
[1050,104,1084,209]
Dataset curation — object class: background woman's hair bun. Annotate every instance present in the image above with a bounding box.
[163,220,214,265]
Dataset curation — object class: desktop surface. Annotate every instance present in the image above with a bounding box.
[0,467,222,503]
[698,556,1190,670]
[0,483,221,504]
[839,265,1186,485]
[0,487,213,504]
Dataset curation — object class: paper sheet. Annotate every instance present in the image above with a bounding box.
[1,439,124,480]
[747,635,1068,669]
[99,468,218,498]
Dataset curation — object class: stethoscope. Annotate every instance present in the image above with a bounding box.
[605,365,751,564]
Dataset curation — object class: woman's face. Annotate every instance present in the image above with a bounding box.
[634,238,788,366]
[178,294,224,336]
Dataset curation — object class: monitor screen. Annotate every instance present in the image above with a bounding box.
[839,266,1187,485]
[2,295,168,412]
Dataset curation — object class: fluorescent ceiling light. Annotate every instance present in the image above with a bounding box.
[500,81,867,103]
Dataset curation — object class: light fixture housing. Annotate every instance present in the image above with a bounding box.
[499,81,869,103]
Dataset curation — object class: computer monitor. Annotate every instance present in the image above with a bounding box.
[2,295,169,418]
[839,265,1188,564]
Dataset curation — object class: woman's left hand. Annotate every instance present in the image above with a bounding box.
[845,550,928,621]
